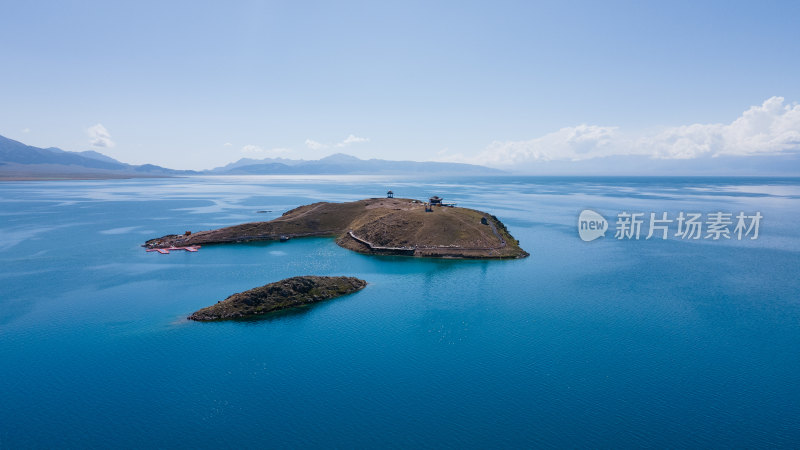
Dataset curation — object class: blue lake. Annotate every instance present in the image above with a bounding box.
[1,175,799,447]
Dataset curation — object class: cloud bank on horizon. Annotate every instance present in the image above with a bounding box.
[305,134,370,151]
[442,97,800,169]
[41,98,800,175]
[240,144,291,157]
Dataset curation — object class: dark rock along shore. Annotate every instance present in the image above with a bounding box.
[188,276,367,321]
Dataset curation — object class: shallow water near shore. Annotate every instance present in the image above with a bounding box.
[2,175,800,447]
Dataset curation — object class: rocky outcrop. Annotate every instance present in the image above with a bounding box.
[188,276,367,321]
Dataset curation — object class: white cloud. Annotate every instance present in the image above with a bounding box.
[335,134,369,147]
[87,123,115,148]
[223,142,233,147]
[452,97,800,167]
[241,144,263,153]
[306,134,370,150]
[241,144,291,156]
[21,128,30,133]
[476,125,623,165]
[305,139,327,150]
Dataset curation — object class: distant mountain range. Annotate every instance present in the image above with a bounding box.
[208,153,504,175]
[0,135,504,179]
[0,135,197,179]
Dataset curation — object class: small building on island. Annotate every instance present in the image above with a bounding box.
[387,190,394,198]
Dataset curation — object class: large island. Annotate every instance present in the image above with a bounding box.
[146,197,529,259]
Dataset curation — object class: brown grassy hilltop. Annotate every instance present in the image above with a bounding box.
[145,198,529,259]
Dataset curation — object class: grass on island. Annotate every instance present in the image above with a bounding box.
[147,198,528,259]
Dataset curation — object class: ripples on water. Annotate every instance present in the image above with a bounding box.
[1,175,799,447]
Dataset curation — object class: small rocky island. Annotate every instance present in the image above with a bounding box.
[146,197,529,259]
[188,276,367,321]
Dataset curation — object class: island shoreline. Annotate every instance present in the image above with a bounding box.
[146,197,529,260]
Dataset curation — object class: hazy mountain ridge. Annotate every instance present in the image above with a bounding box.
[0,135,197,178]
[213,155,506,175]
[0,135,127,170]
[0,135,505,178]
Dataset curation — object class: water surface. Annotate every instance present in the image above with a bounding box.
[1,176,799,447]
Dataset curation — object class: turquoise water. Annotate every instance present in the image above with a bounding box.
[1,176,799,448]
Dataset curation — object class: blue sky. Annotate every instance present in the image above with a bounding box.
[1,0,799,171]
